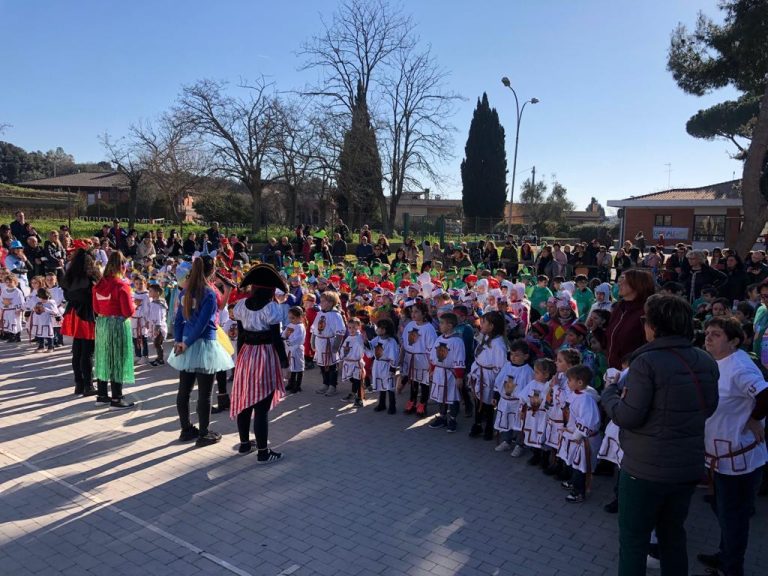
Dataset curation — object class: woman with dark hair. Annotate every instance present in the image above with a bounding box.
[500,240,519,276]
[62,245,101,396]
[376,235,391,256]
[168,257,235,447]
[605,269,656,369]
[482,241,500,269]
[700,316,767,576]
[721,254,749,303]
[43,230,66,283]
[230,264,289,461]
[520,242,535,270]
[602,294,719,576]
[183,232,197,256]
[92,251,135,409]
[535,245,554,277]
[392,248,409,266]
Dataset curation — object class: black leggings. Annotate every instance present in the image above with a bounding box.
[72,338,95,388]
[215,370,228,394]
[408,379,429,404]
[236,391,274,447]
[176,371,215,434]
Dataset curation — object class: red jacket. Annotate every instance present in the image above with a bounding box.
[93,276,135,318]
[606,298,646,369]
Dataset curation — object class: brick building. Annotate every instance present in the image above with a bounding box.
[607,179,748,250]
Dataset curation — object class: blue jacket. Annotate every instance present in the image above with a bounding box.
[174,287,217,347]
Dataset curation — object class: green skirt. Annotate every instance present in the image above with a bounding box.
[94,316,135,384]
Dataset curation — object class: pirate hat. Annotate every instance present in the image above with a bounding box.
[240,263,288,292]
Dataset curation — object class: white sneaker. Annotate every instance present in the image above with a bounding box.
[495,441,512,452]
[325,385,337,397]
[510,444,525,458]
[646,554,660,570]
[316,385,329,395]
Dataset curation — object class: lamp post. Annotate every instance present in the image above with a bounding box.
[501,76,538,233]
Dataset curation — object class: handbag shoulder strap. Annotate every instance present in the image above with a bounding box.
[666,347,709,414]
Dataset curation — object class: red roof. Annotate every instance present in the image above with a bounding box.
[624,179,741,202]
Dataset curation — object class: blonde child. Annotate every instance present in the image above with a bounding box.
[558,364,601,503]
[44,272,65,346]
[468,311,508,440]
[340,317,366,406]
[428,312,466,433]
[543,348,581,479]
[493,339,535,456]
[283,306,307,394]
[131,275,150,364]
[521,357,556,464]
[1,274,25,342]
[311,291,346,396]
[400,301,437,417]
[147,283,168,366]
[364,317,400,414]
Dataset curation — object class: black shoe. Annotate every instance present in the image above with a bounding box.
[556,466,572,481]
[387,404,397,415]
[179,426,200,442]
[82,388,97,397]
[195,431,222,447]
[527,452,542,466]
[543,462,559,476]
[238,442,254,454]
[696,553,721,571]
[211,393,231,414]
[603,499,619,514]
[429,416,447,429]
[468,424,483,438]
[256,449,283,465]
[109,398,135,410]
[150,360,160,367]
[565,491,585,503]
[354,398,363,407]
[446,418,457,433]
[343,393,354,401]
[560,480,574,491]
[464,406,473,418]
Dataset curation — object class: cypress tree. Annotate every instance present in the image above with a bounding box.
[460,93,507,219]
[337,81,383,228]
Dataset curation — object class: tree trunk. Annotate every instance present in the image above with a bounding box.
[288,184,297,226]
[128,180,139,230]
[735,83,768,258]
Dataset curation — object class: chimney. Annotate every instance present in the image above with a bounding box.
[424,188,430,200]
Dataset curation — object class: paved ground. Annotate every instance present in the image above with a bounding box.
[1,340,766,576]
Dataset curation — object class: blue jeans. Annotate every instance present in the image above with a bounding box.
[618,470,696,576]
[710,468,763,576]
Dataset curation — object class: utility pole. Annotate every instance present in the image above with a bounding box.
[531,166,536,187]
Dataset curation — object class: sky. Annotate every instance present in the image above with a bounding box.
[0,0,744,212]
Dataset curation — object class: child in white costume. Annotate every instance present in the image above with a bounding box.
[147,283,168,366]
[543,348,581,477]
[311,292,346,396]
[428,312,466,434]
[521,358,557,463]
[365,318,400,414]
[400,301,437,417]
[44,272,65,346]
[130,276,150,363]
[339,317,366,406]
[597,366,627,514]
[1,275,25,342]
[31,288,59,352]
[283,306,307,394]
[493,340,535,455]
[558,365,602,503]
[468,311,508,440]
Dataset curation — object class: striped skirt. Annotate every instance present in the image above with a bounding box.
[230,343,284,418]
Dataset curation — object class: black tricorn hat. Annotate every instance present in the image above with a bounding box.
[240,264,288,292]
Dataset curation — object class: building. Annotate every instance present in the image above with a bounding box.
[607,179,747,250]
[389,189,463,228]
[19,172,130,206]
[504,203,605,227]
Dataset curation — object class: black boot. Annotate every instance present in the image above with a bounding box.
[211,393,230,414]
[374,391,387,412]
[387,391,396,414]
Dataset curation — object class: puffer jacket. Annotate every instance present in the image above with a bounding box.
[602,336,719,484]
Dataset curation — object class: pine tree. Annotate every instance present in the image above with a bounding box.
[461,93,507,219]
[337,81,384,228]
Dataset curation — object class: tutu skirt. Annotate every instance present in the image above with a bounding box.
[94,316,134,384]
[167,338,235,374]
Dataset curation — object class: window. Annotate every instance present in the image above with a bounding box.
[693,215,725,242]
[654,215,672,227]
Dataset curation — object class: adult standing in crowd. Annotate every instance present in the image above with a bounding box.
[500,239,518,277]
[334,218,350,242]
[721,254,749,304]
[331,232,347,264]
[355,235,374,263]
[404,238,419,263]
[206,221,221,251]
[605,269,655,369]
[136,234,156,264]
[699,317,767,576]
[680,249,727,304]
[602,294,719,576]
[183,232,197,256]
[109,219,127,252]
[168,258,235,447]
[62,245,100,396]
[10,211,29,244]
[92,251,135,409]
[24,236,45,279]
[520,242,535,270]
[43,229,65,283]
[535,245,554,277]
[230,264,289,462]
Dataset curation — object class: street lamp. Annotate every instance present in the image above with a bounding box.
[501,76,538,233]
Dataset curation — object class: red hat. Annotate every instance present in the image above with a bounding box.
[466,274,478,283]
[380,280,395,292]
[399,279,412,288]
[329,275,341,283]
[488,278,500,289]
[568,322,589,338]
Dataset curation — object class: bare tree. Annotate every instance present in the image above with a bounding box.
[381,44,461,233]
[273,99,325,226]
[101,132,145,229]
[0,122,9,134]
[176,79,278,231]
[131,113,215,231]
[299,0,413,113]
